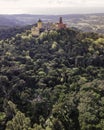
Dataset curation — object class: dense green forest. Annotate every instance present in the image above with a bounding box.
[0,27,104,130]
[0,25,33,40]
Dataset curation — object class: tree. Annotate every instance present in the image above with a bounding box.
[6,111,31,130]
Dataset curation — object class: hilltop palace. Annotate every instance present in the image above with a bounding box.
[31,17,67,36]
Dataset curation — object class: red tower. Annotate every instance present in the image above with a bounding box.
[58,17,66,29]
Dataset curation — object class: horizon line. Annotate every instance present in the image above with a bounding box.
[0,12,104,15]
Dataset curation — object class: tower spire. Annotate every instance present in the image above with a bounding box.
[59,17,63,23]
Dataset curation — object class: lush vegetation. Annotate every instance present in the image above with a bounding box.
[0,27,104,130]
[0,25,32,40]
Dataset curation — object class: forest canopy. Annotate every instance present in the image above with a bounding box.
[0,27,104,130]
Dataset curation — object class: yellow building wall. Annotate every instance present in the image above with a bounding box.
[31,27,40,36]
[37,22,42,29]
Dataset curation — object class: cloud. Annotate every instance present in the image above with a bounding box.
[47,0,104,7]
[0,0,103,14]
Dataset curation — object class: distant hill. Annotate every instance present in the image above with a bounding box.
[0,15,24,27]
[0,13,104,33]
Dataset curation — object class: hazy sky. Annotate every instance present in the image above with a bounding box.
[0,0,104,14]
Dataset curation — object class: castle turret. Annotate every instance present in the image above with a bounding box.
[59,17,63,24]
[37,19,42,29]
